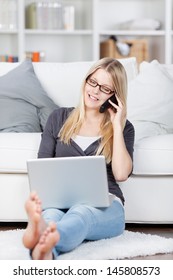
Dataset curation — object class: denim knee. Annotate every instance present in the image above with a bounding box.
[42,208,65,224]
[86,200,125,240]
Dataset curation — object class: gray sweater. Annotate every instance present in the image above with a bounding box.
[38,107,135,204]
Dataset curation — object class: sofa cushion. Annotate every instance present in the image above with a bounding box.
[0,57,137,109]
[0,133,41,173]
[33,61,94,108]
[33,57,137,107]
[127,60,173,141]
[133,134,173,175]
[0,60,58,132]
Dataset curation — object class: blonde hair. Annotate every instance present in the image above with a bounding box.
[59,57,128,163]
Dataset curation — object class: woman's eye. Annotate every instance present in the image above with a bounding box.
[90,79,97,85]
[102,87,110,93]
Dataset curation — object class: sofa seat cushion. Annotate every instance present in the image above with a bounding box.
[133,134,173,175]
[0,133,41,173]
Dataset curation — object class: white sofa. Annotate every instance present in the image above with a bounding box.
[0,57,173,223]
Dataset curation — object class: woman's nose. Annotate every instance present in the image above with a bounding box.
[94,85,100,94]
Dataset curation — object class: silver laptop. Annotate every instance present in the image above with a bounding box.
[27,155,113,209]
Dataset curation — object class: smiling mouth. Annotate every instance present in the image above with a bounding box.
[89,94,99,101]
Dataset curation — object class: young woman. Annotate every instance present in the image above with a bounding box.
[23,57,134,260]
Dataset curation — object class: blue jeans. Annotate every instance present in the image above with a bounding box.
[42,200,125,258]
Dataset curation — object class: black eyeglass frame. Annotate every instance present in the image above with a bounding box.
[86,77,115,95]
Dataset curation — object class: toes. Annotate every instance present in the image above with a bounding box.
[31,224,60,259]
[49,222,57,231]
[35,204,42,214]
[39,223,58,245]
[39,234,46,245]
[30,192,41,204]
[30,191,37,200]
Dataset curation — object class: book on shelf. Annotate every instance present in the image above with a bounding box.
[0,55,18,62]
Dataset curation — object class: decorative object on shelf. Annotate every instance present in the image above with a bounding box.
[63,5,75,30]
[100,37,148,64]
[26,1,63,29]
[0,0,17,30]
[117,18,161,30]
[109,35,131,56]
[26,1,76,31]
[25,51,45,62]
[32,52,40,62]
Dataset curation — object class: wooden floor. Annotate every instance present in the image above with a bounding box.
[0,222,173,260]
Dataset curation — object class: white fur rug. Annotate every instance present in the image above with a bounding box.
[0,229,173,260]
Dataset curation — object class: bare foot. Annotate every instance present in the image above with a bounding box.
[23,191,46,249]
[32,222,60,260]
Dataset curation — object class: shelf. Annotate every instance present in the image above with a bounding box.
[99,30,166,36]
[0,30,18,34]
[0,0,173,63]
[25,29,93,36]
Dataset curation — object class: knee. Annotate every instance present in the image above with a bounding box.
[42,208,63,223]
[68,204,93,220]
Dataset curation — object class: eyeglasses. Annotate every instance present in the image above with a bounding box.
[86,77,115,95]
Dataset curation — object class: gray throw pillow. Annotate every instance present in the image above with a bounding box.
[0,59,58,132]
